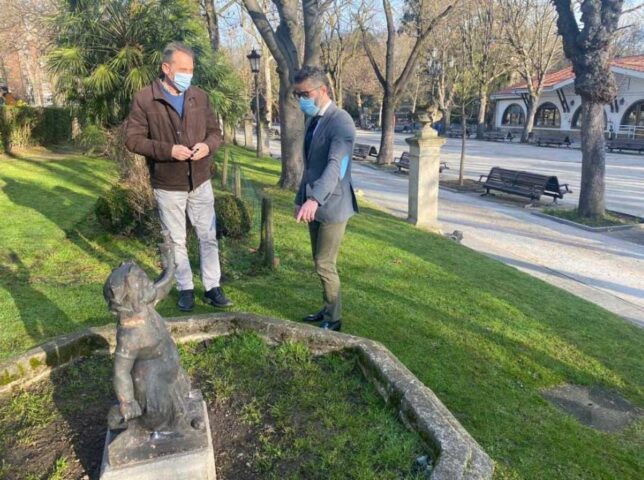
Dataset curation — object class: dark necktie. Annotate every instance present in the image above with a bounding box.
[304,115,321,159]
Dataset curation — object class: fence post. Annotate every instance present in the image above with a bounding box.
[221,147,229,190]
[233,166,242,198]
[259,196,276,269]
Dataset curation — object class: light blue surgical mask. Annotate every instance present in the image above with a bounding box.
[172,72,193,93]
[299,97,320,116]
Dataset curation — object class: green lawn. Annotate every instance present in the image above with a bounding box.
[0,145,642,479]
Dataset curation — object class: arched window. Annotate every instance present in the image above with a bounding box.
[621,100,644,128]
[571,106,607,129]
[534,102,561,128]
[501,103,525,126]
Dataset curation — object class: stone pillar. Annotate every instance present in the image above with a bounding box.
[405,120,445,233]
[243,114,254,147]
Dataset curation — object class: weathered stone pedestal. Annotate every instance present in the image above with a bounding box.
[99,391,216,480]
[405,123,445,233]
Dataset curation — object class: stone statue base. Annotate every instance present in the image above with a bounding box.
[99,391,216,480]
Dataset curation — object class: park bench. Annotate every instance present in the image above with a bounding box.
[352,143,378,160]
[394,151,449,173]
[535,134,572,148]
[447,127,469,138]
[478,166,572,202]
[483,131,513,142]
[606,139,644,154]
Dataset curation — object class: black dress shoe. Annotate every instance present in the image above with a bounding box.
[204,287,234,308]
[177,289,195,312]
[303,309,325,322]
[319,320,341,331]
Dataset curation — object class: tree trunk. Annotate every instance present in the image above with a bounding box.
[377,91,396,164]
[261,120,270,154]
[336,73,343,109]
[578,99,606,218]
[327,72,338,106]
[223,123,235,144]
[476,86,488,139]
[356,92,364,128]
[459,102,466,185]
[411,76,420,114]
[259,196,276,269]
[440,108,451,134]
[204,0,220,51]
[521,97,537,143]
[263,44,272,124]
[277,77,304,188]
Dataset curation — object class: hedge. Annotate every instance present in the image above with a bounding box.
[0,106,72,153]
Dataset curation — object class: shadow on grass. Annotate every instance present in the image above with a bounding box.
[0,251,76,347]
[0,154,147,351]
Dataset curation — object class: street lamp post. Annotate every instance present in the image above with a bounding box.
[247,48,262,158]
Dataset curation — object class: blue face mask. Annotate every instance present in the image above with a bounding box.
[172,72,193,93]
[299,97,320,116]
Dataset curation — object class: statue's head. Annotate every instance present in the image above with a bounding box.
[103,261,156,318]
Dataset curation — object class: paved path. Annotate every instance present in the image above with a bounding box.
[239,130,644,327]
[355,130,644,218]
[353,163,644,328]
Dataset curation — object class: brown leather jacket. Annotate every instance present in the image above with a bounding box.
[125,79,222,191]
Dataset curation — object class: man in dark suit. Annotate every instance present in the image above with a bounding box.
[293,66,359,331]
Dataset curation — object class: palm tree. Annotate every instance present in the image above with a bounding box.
[47,0,245,127]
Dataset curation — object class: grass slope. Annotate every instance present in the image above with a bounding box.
[0,145,642,479]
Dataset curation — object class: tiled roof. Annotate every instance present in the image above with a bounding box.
[493,55,644,96]
[612,55,644,73]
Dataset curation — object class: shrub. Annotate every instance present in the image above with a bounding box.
[75,124,107,155]
[0,106,72,153]
[94,184,158,236]
[215,194,252,239]
[31,107,73,145]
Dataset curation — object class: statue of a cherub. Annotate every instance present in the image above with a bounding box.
[103,231,201,435]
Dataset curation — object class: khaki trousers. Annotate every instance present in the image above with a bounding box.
[308,220,348,322]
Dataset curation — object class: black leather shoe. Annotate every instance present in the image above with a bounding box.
[177,289,195,312]
[319,320,341,331]
[303,309,325,322]
[204,287,234,308]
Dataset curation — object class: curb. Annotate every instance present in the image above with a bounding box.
[532,211,643,232]
[0,312,494,480]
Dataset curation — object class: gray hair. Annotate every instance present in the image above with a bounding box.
[162,42,195,64]
[293,65,329,88]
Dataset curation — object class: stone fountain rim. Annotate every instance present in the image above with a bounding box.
[0,312,493,480]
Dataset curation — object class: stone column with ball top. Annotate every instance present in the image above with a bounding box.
[405,109,445,233]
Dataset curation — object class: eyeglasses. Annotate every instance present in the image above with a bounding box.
[292,86,321,99]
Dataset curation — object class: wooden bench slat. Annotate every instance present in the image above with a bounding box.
[394,152,448,173]
[480,167,572,201]
[535,135,572,147]
[606,139,644,154]
[352,143,378,160]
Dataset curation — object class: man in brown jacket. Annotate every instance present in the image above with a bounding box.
[125,41,232,312]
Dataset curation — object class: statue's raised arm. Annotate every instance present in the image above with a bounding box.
[153,230,175,305]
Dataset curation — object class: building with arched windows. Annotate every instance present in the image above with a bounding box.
[491,56,644,139]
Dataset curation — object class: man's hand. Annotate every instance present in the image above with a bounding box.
[172,145,192,161]
[190,142,210,160]
[296,199,319,223]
